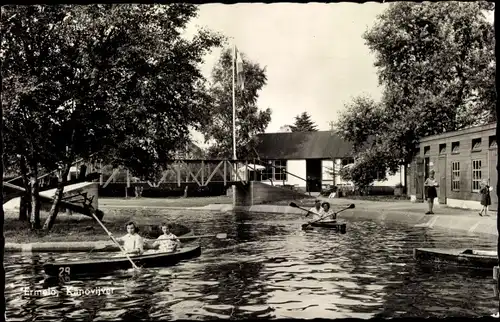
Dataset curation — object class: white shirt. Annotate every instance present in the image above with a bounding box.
[308,207,322,220]
[120,233,144,254]
[319,209,336,220]
[153,233,180,252]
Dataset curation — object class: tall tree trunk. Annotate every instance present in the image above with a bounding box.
[1,89,6,320]
[43,163,71,231]
[403,164,408,195]
[18,156,30,221]
[27,164,41,230]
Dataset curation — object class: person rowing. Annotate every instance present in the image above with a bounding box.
[319,202,337,221]
[152,223,181,253]
[305,200,323,220]
[116,221,144,256]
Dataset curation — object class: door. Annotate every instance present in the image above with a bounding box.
[438,156,447,204]
[415,157,424,201]
[489,148,498,211]
[306,159,322,192]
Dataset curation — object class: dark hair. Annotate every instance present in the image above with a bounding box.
[321,202,330,209]
[126,221,138,233]
[160,223,173,230]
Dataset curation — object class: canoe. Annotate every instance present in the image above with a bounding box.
[413,248,498,269]
[6,224,194,253]
[302,221,347,233]
[43,244,201,277]
[6,231,196,253]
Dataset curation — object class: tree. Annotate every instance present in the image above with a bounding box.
[334,95,386,153]
[289,112,318,132]
[0,67,5,317]
[200,48,271,159]
[334,2,495,189]
[278,125,292,133]
[1,4,223,230]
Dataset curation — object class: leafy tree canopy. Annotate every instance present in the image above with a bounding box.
[334,2,495,188]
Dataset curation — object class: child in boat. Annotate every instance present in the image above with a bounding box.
[152,223,181,253]
[117,221,144,255]
[479,179,493,216]
[306,200,322,220]
[319,202,336,221]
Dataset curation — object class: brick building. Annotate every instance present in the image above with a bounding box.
[408,122,498,211]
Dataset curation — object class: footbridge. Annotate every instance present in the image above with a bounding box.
[4,158,312,210]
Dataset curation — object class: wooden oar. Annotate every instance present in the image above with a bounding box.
[178,233,228,240]
[144,233,228,245]
[89,209,141,271]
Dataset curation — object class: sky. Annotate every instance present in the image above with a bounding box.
[184,3,494,145]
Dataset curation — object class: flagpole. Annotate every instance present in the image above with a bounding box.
[232,44,237,206]
[232,44,237,161]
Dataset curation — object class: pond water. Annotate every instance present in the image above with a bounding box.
[5,210,499,320]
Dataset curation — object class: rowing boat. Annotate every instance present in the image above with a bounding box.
[302,221,347,233]
[413,248,498,269]
[43,244,202,277]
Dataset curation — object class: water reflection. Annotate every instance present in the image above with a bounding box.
[5,210,498,320]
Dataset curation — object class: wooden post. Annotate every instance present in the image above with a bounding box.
[223,161,227,186]
[245,160,248,183]
[201,161,205,186]
[125,169,130,199]
[177,163,181,187]
[253,158,257,181]
[99,162,103,185]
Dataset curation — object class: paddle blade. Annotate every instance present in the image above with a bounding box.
[348,204,355,209]
[216,233,228,239]
[289,202,298,208]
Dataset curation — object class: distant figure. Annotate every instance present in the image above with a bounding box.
[306,200,322,220]
[479,179,493,217]
[153,223,181,253]
[134,186,144,198]
[117,221,144,255]
[319,202,336,221]
[424,170,439,215]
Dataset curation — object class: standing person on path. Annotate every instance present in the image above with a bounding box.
[479,179,493,216]
[424,170,439,215]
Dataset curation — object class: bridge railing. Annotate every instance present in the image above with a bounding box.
[96,159,257,188]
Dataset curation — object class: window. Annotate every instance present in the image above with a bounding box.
[490,135,497,148]
[262,160,287,181]
[342,158,354,166]
[451,161,460,191]
[424,146,430,155]
[471,138,481,151]
[439,143,446,154]
[262,161,273,181]
[274,160,287,181]
[451,142,460,154]
[472,160,482,192]
[415,147,421,156]
[376,169,386,181]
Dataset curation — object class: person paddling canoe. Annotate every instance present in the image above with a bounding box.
[306,200,322,220]
[319,202,337,221]
[117,221,144,255]
[152,223,181,253]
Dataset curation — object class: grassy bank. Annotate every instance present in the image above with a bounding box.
[4,207,196,244]
[99,195,232,208]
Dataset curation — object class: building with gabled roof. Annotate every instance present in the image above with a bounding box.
[251,130,404,193]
